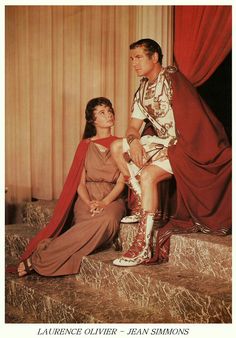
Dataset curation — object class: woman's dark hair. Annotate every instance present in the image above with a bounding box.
[82,97,114,139]
[130,38,163,65]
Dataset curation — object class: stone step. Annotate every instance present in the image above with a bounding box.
[5,270,175,323]
[168,233,232,282]
[78,249,231,323]
[7,201,232,325]
[5,303,39,323]
[5,228,232,324]
[119,224,232,279]
[18,200,233,281]
[22,200,57,229]
[5,224,38,259]
[6,223,232,283]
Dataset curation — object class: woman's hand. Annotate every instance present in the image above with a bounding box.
[89,200,107,216]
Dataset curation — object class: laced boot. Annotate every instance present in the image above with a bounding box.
[121,176,141,223]
[113,209,155,266]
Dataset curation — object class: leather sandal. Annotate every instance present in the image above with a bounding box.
[18,258,34,277]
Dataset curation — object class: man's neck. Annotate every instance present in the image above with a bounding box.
[147,64,163,83]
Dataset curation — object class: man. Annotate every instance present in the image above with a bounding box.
[111,38,231,267]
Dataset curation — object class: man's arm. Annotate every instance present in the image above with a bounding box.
[126,118,143,140]
[126,118,147,168]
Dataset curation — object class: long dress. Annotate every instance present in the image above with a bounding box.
[30,142,126,276]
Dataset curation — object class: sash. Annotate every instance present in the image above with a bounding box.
[134,67,177,140]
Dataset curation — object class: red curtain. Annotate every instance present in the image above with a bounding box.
[174,6,232,86]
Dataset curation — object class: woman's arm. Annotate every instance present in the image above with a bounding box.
[78,168,125,216]
[102,173,125,206]
[77,167,91,205]
[90,174,125,216]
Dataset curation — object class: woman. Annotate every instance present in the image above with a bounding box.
[17,97,126,277]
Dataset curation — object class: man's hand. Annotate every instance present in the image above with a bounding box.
[129,139,147,168]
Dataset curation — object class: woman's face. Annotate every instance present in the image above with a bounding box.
[93,104,115,129]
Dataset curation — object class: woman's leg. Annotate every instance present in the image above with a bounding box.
[29,199,125,276]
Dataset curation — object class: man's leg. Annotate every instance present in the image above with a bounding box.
[140,165,172,212]
[110,139,130,177]
[111,139,142,221]
[113,164,172,266]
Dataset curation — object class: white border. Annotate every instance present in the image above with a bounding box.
[1,1,235,338]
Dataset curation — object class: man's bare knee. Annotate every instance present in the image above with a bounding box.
[110,139,130,176]
[110,139,123,157]
[140,166,171,186]
[140,168,156,185]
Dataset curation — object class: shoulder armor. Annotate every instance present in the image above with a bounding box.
[140,77,147,83]
[134,77,147,97]
[166,65,178,73]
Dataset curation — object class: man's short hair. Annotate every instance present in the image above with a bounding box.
[130,38,163,65]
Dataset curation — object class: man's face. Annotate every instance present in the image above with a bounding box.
[130,46,157,78]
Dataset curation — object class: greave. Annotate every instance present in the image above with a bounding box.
[125,176,141,214]
[113,209,155,266]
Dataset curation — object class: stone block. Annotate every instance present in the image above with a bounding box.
[5,224,37,259]
[169,233,232,281]
[5,272,174,323]
[22,200,57,228]
[78,249,232,323]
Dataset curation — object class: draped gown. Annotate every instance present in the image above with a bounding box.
[30,142,126,276]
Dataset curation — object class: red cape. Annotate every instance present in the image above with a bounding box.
[149,70,231,263]
[169,70,231,232]
[20,136,118,261]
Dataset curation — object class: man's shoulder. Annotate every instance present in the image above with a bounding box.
[134,77,147,97]
[165,65,178,74]
[140,77,148,84]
